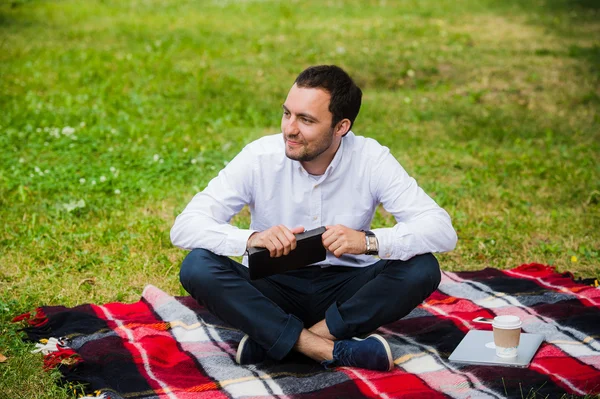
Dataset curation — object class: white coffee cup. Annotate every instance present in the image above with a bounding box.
[492,315,522,358]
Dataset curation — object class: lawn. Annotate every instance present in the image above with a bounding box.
[1,0,599,397]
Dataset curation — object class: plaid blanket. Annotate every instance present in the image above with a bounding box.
[14,263,600,398]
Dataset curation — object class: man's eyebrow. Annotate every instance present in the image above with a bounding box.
[282,105,319,122]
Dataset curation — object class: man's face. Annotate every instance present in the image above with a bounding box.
[281,84,336,163]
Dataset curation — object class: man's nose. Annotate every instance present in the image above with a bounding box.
[283,117,299,135]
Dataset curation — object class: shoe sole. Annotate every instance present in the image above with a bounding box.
[353,334,394,371]
[235,334,249,365]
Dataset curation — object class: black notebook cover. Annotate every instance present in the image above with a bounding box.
[248,227,326,280]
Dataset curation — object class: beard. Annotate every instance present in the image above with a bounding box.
[284,127,335,162]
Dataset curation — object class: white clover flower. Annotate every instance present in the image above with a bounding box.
[36,128,41,133]
[80,122,86,127]
[91,180,96,185]
[79,178,86,184]
[19,157,25,163]
[30,173,34,178]
[100,175,107,182]
[406,69,415,78]
[153,154,160,162]
[34,166,41,173]
[191,159,197,164]
[110,166,116,173]
[159,159,164,163]
[183,148,188,153]
[62,199,85,212]
[44,169,49,174]
[114,189,121,195]
[223,161,229,166]
[49,128,60,138]
[403,97,411,104]
[111,129,117,134]
[108,147,114,152]
[62,126,75,136]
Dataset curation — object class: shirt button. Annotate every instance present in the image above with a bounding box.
[313,216,318,221]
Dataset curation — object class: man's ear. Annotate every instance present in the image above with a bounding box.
[335,119,351,137]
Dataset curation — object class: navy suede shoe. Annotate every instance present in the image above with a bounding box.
[235,335,269,365]
[323,334,393,371]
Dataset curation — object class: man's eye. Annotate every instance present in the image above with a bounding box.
[302,118,311,123]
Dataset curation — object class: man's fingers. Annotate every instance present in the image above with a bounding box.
[260,225,311,257]
[322,226,339,243]
[264,240,276,257]
[278,225,296,245]
[269,236,284,257]
[322,225,345,248]
[291,226,305,234]
[269,226,297,257]
[330,241,344,258]
[275,225,295,255]
[322,233,336,248]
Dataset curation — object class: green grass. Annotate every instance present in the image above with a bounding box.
[1,0,599,397]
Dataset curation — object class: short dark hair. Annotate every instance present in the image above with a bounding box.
[294,65,362,131]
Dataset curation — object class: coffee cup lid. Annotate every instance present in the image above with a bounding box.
[492,315,522,329]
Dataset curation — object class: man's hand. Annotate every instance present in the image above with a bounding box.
[322,225,367,258]
[247,225,305,258]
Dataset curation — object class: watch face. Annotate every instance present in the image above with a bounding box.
[367,236,378,254]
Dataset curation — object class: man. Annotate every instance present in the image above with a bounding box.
[171,65,457,372]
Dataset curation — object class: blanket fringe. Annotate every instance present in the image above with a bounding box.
[30,337,81,371]
[42,346,81,371]
[12,308,48,327]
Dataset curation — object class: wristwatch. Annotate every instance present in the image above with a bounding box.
[363,230,379,255]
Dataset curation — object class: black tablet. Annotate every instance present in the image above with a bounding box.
[248,227,326,280]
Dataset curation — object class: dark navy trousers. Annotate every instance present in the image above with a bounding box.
[179,249,441,360]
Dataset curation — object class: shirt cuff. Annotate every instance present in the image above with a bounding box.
[225,229,257,256]
[371,227,407,260]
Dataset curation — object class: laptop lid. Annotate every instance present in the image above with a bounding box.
[449,330,544,368]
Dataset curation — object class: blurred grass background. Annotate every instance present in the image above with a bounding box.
[1,0,599,397]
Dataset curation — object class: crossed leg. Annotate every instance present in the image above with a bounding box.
[180,249,441,363]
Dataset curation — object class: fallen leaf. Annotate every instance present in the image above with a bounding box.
[0,353,7,363]
[78,277,96,287]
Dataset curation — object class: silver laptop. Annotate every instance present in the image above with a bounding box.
[449,330,544,368]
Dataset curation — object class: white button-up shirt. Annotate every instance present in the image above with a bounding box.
[171,132,457,267]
